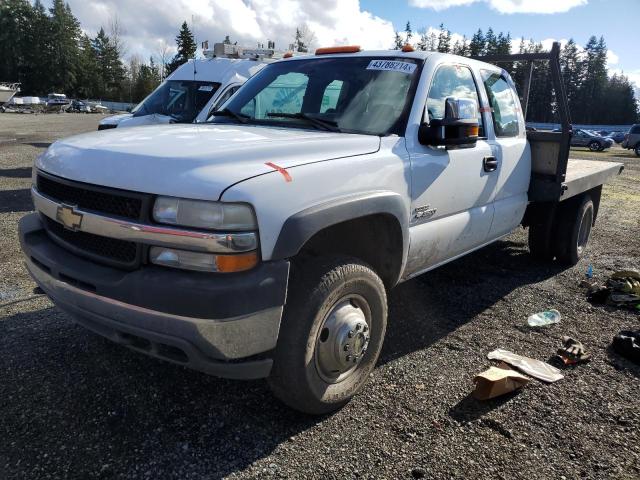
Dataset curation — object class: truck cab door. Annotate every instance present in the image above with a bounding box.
[479,70,530,240]
[404,63,498,277]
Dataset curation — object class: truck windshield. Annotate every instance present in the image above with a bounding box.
[211,56,423,136]
[132,80,221,123]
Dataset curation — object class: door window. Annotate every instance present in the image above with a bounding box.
[481,71,520,137]
[426,64,484,136]
[240,72,308,119]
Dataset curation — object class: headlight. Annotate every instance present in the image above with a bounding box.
[153,197,257,231]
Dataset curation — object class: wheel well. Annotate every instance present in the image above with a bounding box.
[297,214,403,289]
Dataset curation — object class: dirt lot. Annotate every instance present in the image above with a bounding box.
[1,113,638,480]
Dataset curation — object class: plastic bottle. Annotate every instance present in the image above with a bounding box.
[527,309,561,327]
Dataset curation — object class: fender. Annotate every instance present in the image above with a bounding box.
[271,191,410,274]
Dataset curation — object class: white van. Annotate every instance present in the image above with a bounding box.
[98,52,270,130]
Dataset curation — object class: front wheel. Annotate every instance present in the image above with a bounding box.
[268,256,387,415]
[589,141,600,152]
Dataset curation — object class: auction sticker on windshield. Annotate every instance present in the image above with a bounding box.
[366,60,417,74]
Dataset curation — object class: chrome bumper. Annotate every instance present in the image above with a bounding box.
[31,187,257,253]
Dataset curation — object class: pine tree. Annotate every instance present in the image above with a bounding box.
[92,27,125,100]
[167,21,196,75]
[416,30,428,51]
[393,32,404,50]
[20,0,51,95]
[560,39,581,122]
[48,0,82,93]
[405,21,413,46]
[0,0,32,83]
[469,29,484,56]
[436,23,451,53]
[76,34,100,98]
[485,28,499,55]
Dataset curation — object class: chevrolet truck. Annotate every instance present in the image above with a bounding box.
[19,43,623,414]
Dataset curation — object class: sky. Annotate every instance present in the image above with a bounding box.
[44,0,640,90]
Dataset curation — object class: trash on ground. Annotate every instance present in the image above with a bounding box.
[612,330,640,365]
[527,309,561,327]
[586,264,593,279]
[556,336,591,365]
[487,348,564,383]
[473,363,530,400]
[584,268,640,309]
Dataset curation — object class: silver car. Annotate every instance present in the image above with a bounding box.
[621,124,640,156]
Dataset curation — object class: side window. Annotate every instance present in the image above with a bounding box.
[426,64,484,137]
[482,71,520,137]
[240,72,308,119]
[320,80,344,113]
[213,85,241,111]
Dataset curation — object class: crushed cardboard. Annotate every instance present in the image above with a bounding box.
[473,363,530,400]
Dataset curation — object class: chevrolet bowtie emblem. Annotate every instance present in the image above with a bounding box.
[56,204,83,231]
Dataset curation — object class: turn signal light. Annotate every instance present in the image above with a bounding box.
[283,51,294,58]
[216,251,259,273]
[315,45,361,55]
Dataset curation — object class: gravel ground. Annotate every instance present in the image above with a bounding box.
[1,113,639,480]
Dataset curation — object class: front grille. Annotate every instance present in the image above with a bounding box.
[37,173,143,220]
[44,217,138,265]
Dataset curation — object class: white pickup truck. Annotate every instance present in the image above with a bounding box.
[19,43,623,414]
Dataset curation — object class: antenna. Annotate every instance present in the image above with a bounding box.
[191,15,197,79]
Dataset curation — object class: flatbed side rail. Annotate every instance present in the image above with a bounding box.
[471,42,572,196]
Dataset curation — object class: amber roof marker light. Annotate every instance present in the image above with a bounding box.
[315,45,362,55]
[402,44,415,52]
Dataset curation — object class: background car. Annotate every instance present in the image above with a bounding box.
[621,124,640,156]
[570,129,613,151]
[607,131,626,143]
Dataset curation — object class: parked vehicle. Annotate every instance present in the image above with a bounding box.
[607,131,626,144]
[19,43,623,414]
[621,124,640,156]
[98,44,274,130]
[570,129,613,151]
[0,82,20,111]
[66,100,91,113]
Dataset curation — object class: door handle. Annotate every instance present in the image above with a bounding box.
[483,156,498,172]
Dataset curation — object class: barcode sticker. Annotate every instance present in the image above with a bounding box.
[366,60,417,74]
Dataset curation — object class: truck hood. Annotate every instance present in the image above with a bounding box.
[37,124,381,200]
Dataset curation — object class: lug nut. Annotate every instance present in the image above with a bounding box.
[355,324,361,331]
[343,344,349,351]
[363,325,369,332]
[346,355,352,362]
[348,330,354,338]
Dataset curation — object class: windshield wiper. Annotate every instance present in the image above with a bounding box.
[212,108,250,124]
[266,112,340,132]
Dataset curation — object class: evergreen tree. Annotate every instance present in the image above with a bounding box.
[484,28,498,55]
[19,0,51,94]
[167,21,196,74]
[416,30,428,51]
[469,29,484,56]
[559,39,582,121]
[405,21,413,45]
[393,31,404,50]
[48,0,82,93]
[92,28,126,100]
[76,34,99,98]
[436,23,451,53]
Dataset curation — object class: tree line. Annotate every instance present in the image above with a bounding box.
[394,22,639,124]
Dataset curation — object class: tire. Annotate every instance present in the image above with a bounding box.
[635,144,640,157]
[588,141,600,152]
[268,256,387,415]
[554,195,594,265]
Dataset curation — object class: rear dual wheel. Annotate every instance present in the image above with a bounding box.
[528,194,594,265]
[268,256,387,415]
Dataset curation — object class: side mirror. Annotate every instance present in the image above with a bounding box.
[419,97,479,149]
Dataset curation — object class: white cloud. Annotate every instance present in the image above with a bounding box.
[606,49,619,66]
[409,0,588,14]
[60,0,395,61]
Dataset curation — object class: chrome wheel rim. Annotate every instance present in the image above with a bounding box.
[577,207,593,256]
[589,142,599,151]
[314,295,371,384]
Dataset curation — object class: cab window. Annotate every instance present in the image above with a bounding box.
[481,71,520,137]
[426,64,484,137]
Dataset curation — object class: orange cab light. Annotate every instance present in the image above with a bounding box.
[402,44,415,52]
[216,251,259,273]
[315,45,361,55]
[467,125,480,137]
[283,51,294,58]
